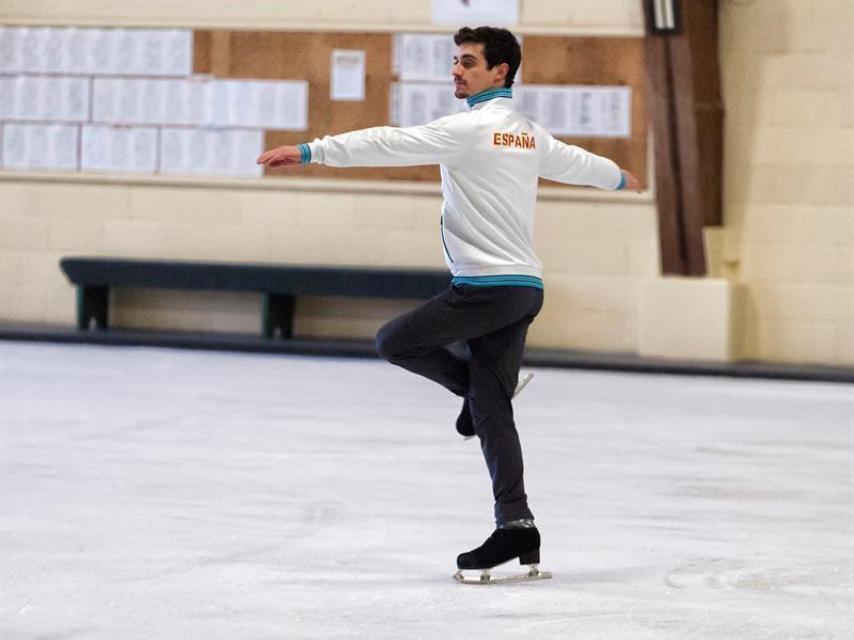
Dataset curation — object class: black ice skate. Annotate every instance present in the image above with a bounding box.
[457,372,534,439]
[453,527,552,585]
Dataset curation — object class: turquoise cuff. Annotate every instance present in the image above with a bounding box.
[452,275,544,290]
[616,172,627,190]
[298,143,312,164]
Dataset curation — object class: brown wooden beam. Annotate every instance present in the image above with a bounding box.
[643,0,724,276]
[645,35,688,275]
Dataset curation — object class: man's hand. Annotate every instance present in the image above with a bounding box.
[621,170,642,193]
[257,145,302,168]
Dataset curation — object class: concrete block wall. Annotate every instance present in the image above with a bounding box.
[0,176,655,350]
[720,0,854,365]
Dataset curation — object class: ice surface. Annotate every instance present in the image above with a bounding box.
[1,342,852,639]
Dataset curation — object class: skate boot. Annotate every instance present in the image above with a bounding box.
[456,396,473,437]
[457,372,534,439]
[453,525,552,584]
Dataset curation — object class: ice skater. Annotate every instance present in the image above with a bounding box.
[258,26,641,583]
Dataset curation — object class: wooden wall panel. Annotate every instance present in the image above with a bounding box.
[194,31,645,186]
[524,36,647,188]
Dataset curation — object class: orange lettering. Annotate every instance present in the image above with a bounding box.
[492,131,537,149]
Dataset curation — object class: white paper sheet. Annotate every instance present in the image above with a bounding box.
[87,28,114,75]
[515,85,632,138]
[64,27,89,75]
[164,29,194,77]
[1,123,25,166]
[331,49,366,101]
[81,125,158,173]
[391,82,466,127]
[431,0,519,26]
[2,123,79,170]
[202,81,230,128]
[17,76,49,122]
[112,29,141,76]
[0,26,19,73]
[15,26,57,74]
[159,127,263,177]
[57,77,90,122]
[95,77,214,126]
[5,76,90,122]
[135,28,193,77]
[19,27,46,73]
[0,26,193,76]
[388,83,401,126]
[394,33,456,82]
[43,27,66,73]
[0,76,16,119]
[205,80,308,130]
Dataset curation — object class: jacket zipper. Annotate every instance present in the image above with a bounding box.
[440,216,455,263]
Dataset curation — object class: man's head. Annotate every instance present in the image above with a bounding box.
[452,26,521,99]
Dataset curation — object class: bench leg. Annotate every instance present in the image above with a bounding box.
[263,294,296,339]
[77,286,109,331]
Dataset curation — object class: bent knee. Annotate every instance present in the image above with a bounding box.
[375,321,405,361]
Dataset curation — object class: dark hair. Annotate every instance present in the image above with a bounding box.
[453,26,522,88]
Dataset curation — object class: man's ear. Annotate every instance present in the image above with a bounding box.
[495,62,509,83]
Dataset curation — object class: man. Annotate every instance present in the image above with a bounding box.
[258,26,641,579]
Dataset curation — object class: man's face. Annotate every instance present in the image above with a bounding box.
[452,42,508,99]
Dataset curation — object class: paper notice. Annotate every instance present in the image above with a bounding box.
[82,125,158,173]
[330,49,366,101]
[56,77,91,122]
[88,28,114,75]
[392,82,466,127]
[2,124,27,167]
[159,128,263,178]
[7,77,89,123]
[162,29,193,76]
[19,27,46,73]
[431,0,519,27]
[64,27,88,75]
[159,127,186,174]
[2,123,79,170]
[0,26,19,73]
[2,26,193,76]
[394,34,456,82]
[0,76,14,119]
[206,80,308,131]
[515,85,631,138]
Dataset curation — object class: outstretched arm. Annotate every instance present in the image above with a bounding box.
[539,128,642,193]
[257,114,475,170]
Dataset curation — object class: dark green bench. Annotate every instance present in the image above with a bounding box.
[60,257,449,339]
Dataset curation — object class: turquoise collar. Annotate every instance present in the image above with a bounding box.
[466,87,513,108]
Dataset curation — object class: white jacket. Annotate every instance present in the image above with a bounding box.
[303,88,624,288]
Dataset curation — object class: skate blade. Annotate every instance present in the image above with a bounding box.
[513,372,534,399]
[453,565,552,585]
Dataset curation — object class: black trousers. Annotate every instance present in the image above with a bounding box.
[375,284,543,526]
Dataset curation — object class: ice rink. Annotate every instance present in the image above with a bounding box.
[1,341,852,639]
